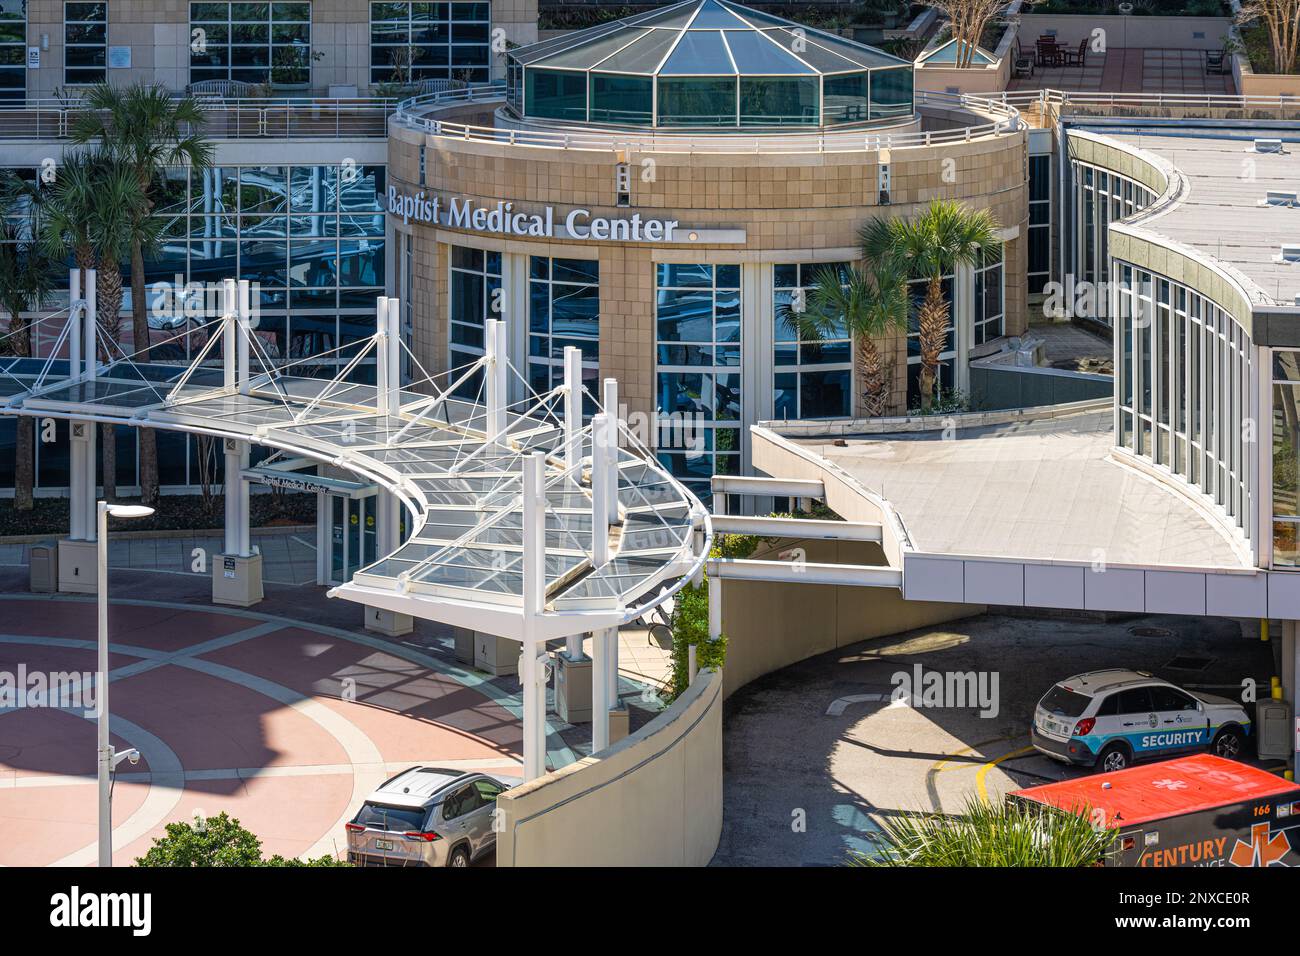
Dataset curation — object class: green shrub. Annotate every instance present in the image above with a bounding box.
[135,811,350,867]
[851,797,1114,867]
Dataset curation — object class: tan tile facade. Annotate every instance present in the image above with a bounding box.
[390,113,1030,420]
[19,0,537,97]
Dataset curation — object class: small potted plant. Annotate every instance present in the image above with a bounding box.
[271,43,322,93]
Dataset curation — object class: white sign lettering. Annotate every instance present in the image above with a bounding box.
[387,187,679,243]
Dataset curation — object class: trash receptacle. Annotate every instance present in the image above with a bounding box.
[30,541,57,593]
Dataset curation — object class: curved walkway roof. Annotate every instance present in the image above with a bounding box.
[1,306,708,644]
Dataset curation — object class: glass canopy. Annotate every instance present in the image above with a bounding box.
[506,0,913,129]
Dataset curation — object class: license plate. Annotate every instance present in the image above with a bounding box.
[374,839,395,851]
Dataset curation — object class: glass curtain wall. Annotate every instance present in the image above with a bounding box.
[527,256,599,414]
[0,1,24,101]
[1072,160,1157,324]
[773,262,851,419]
[189,2,313,87]
[369,1,491,86]
[655,263,742,500]
[65,2,108,86]
[1115,261,1252,540]
[448,245,501,399]
[1275,351,1300,566]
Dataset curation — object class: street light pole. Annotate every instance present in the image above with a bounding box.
[96,500,153,868]
[96,501,110,869]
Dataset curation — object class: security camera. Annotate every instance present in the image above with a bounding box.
[128,750,140,766]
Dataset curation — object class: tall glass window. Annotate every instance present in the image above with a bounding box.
[822,72,868,125]
[1028,154,1051,296]
[1115,262,1251,541]
[525,69,586,121]
[189,2,313,87]
[0,1,25,102]
[1273,351,1300,567]
[1071,160,1156,325]
[773,262,851,419]
[868,66,912,119]
[973,246,1005,346]
[448,245,500,399]
[738,76,818,127]
[657,77,737,127]
[589,73,653,125]
[369,1,490,86]
[528,256,599,413]
[655,263,742,500]
[64,2,108,86]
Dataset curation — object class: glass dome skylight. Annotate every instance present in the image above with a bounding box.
[505,0,913,129]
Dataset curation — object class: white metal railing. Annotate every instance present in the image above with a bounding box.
[391,84,1026,155]
[0,96,399,140]
[998,88,1300,126]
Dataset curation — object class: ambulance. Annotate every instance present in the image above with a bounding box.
[1011,754,1300,867]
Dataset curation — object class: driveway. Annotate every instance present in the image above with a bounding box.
[711,611,1274,866]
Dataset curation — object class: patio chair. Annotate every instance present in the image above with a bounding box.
[1063,39,1088,67]
[1013,40,1035,78]
[1206,42,1230,74]
[1036,36,1062,67]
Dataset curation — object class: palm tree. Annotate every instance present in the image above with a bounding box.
[31,151,155,499]
[70,82,213,505]
[851,796,1114,867]
[861,199,1000,413]
[0,183,54,511]
[782,264,909,418]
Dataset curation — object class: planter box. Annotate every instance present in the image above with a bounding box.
[1235,52,1300,97]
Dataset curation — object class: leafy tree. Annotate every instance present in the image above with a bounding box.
[29,151,156,499]
[781,263,908,418]
[1238,0,1300,74]
[70,83,214,505]
[135,811,350,867]
[853,796,1114,867]
[0,184,54,510]
[861,199,999,413]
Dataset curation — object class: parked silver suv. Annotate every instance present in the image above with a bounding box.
[345,767,514,867]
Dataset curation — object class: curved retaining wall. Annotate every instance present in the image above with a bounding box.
[494,667,723,867]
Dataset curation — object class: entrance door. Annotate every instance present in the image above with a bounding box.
[328,493,378,584]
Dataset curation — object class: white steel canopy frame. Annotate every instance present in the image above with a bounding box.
[1,279,713,649]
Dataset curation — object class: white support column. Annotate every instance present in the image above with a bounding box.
[591,413,611,568]
[236,441,251,558]
[374,295,390,417]
[236,279,251,396]
[224,438,242,555]
[84,268,97,381]
[709,575,722,642]
[69,424,86,540]
[83,421,96,539]
[563,346,582,469]
[386,297,402,416]
[521,451,548,782]
[602,378,619,526]
[68,269,81,378]
[485,318,507,441]
[222,278,237,391]
[592,627,611,754]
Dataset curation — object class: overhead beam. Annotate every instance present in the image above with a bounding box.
[711,514,882,542]
[710,475,825,498]
[706,557,901,589]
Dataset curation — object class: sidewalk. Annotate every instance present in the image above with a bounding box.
[0,527,319,586]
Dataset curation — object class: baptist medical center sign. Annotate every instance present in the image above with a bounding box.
[387,186,707,243]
